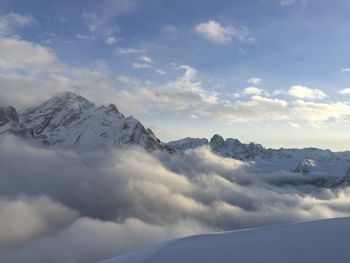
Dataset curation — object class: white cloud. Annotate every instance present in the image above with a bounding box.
[76,33,95,40]
[105,36,116,44]
[341,68,350,72]
[288,85,327,100]
[195,20,254,45]
[140,56,153,64]
[243,87,263,96]
[0,13,36,35]
[247,77,262,85]
[280,0,296,5]
[339,88,350,95]
[279,0,309,6]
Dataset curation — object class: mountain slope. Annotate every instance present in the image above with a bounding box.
[4,92,163,150]
[100,217,350,263]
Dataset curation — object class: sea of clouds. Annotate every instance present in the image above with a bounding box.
[0,135,350,263]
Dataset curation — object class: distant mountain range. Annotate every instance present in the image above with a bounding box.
[1,91,350,186]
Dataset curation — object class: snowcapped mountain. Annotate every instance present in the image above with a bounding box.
[167,135,350,183]
[1,92,163,151]
[99,217,350,263]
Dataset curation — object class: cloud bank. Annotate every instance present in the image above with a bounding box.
[0,135,350,262]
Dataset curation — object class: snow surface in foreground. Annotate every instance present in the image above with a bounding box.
[100,217,350,263]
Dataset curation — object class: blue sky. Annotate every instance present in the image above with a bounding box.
[1,0,350,150]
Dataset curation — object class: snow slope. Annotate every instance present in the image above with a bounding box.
[100,217,350,263]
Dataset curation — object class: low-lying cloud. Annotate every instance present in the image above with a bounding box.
[0,135,350,262]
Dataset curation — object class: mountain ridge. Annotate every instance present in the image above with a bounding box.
[1,91,350,184]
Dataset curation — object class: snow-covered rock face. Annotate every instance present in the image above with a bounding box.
[16,92,162,151]
[293,159,316,174]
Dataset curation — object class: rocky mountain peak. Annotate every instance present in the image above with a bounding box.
[210,134,225,150]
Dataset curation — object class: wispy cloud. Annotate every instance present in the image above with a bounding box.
[116,47,140,55]
[132,55,153,69]
[105,36,116,44]
[247,77,262,85]
[0,13,36,36]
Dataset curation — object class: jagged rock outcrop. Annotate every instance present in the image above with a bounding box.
[0,106,30,137]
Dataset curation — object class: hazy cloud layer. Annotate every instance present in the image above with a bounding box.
[0,135,350,262]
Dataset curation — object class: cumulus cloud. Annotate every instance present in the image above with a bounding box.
[195,20,254,45]
[1,135,349,262]
[291,100,350,122]
[243,87,263,96]
[288,85,327,100]
[211,96,288,122]
[0,37,57,70]
[118,65,219,115]
[0,13,36,35]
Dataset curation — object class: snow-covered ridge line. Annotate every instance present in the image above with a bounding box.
[99,217,350,263]
[166,135,350,182]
